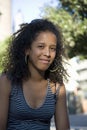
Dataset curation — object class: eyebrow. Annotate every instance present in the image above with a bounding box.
[37,42,57,45]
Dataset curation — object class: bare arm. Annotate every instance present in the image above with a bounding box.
[0,75,11,130]
[54,84,70,130]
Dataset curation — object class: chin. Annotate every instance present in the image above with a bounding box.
[39,67,49,71]
[36,64,50,71]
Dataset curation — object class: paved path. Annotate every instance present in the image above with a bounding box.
[69,114,87,127]
[50,114,87,130]
[50,126,87,130]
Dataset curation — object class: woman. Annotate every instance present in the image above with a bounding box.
[0,19,70,130]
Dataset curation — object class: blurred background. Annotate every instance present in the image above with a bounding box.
[0,0,87,129]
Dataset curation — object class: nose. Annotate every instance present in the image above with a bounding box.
[44,48,50,57]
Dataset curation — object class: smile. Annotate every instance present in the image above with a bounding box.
[39,59,50,64]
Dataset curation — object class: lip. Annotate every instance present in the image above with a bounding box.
[39,59,50,64]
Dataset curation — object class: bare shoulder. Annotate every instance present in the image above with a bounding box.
[0,74,11,95]
[0,74,11,129]
[56,83,66,99]
[49,81,66,95]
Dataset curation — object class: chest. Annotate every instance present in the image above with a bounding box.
[23,83,48,109]
[9,85,56,120]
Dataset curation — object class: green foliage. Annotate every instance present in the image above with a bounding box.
[60,0,87,19]
[0,38,11,73]
[41,0,87,59]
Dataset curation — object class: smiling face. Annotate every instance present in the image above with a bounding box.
[26,31,57,72]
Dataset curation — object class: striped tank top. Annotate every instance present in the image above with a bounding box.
[7,80,59,130]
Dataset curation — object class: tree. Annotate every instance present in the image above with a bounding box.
[0,38,10,73]
[60,0,87,58]
[41,0,87,58]
[60,0,87,20]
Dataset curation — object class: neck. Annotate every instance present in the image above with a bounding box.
[28,65,45,82]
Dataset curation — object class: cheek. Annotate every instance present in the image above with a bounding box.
[52,52,56,60]
[29,50,40,61]
[32,49,40,55]
[50,53,56,64]
[30,49,38,57]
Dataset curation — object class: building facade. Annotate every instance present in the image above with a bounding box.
[66,57,87,114]
[0,0,11,41]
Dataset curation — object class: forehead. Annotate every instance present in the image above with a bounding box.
[34,31,57,44]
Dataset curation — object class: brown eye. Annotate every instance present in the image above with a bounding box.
[38,45,44,49]
[50,47,56,51]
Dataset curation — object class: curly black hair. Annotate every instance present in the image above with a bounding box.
[2,19,68,85]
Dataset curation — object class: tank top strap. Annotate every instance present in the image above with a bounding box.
[47,78,50,87]
[48,79,62,99]
[47,79,61,95]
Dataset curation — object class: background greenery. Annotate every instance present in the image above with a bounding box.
[0,38,10,73]
[41,0,87,58]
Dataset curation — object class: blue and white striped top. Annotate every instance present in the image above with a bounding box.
[7,80,59,130]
